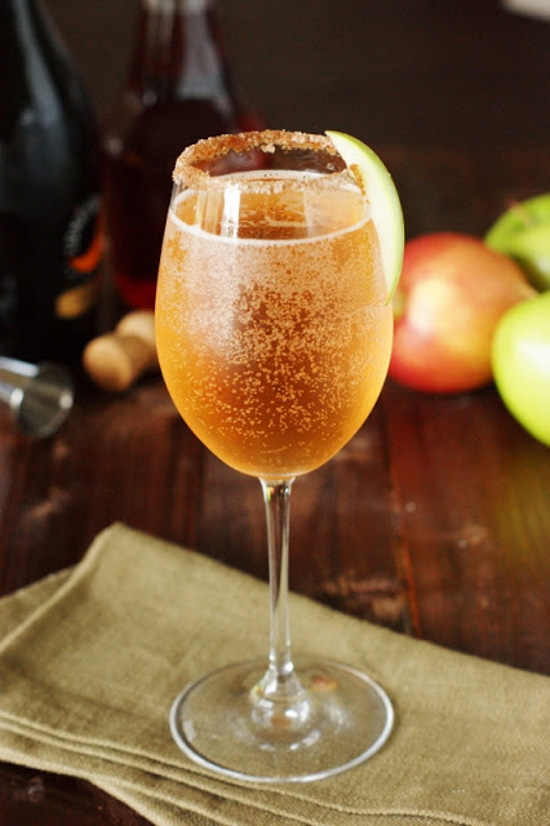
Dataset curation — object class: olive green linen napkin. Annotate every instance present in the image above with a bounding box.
[0,524,548,826]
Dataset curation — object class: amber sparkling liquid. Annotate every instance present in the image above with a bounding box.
[156,172,393,479]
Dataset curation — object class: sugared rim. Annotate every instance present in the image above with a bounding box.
[173,130,349,191]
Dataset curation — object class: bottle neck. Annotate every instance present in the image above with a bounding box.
[0,0,68,140]
[0,0,33,27]
[129,0,229,104]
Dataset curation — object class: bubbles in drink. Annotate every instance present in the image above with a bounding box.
[156,171,393,478]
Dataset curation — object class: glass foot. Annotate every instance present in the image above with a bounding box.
[170,657,394,783]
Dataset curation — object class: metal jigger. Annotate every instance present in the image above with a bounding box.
[0,356,74,439]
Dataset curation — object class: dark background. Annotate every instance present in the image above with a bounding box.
[46,0,550,150]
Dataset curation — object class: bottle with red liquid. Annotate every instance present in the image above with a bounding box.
[101,0,261,311]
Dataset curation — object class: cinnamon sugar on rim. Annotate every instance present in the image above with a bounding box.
[173,130,349,192]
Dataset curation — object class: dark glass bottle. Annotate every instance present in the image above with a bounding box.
[0,0,104,365]
[101,0,261,311]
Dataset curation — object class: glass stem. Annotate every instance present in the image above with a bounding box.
[262,478,294,678]
[252,479,311,733]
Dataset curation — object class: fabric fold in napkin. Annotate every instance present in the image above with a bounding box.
[0,524,548,826]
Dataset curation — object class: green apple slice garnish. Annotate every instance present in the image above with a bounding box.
[326,130,404,300]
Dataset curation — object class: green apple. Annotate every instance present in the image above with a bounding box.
[325,130,404,300]
[492,290,550,446]
[485,194,550,291]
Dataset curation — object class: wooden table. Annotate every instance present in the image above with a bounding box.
[1,0,549,821]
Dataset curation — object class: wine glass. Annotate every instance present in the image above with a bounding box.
[155,130,396,782]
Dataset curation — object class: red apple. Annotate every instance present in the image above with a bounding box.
[389,232,536,393]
